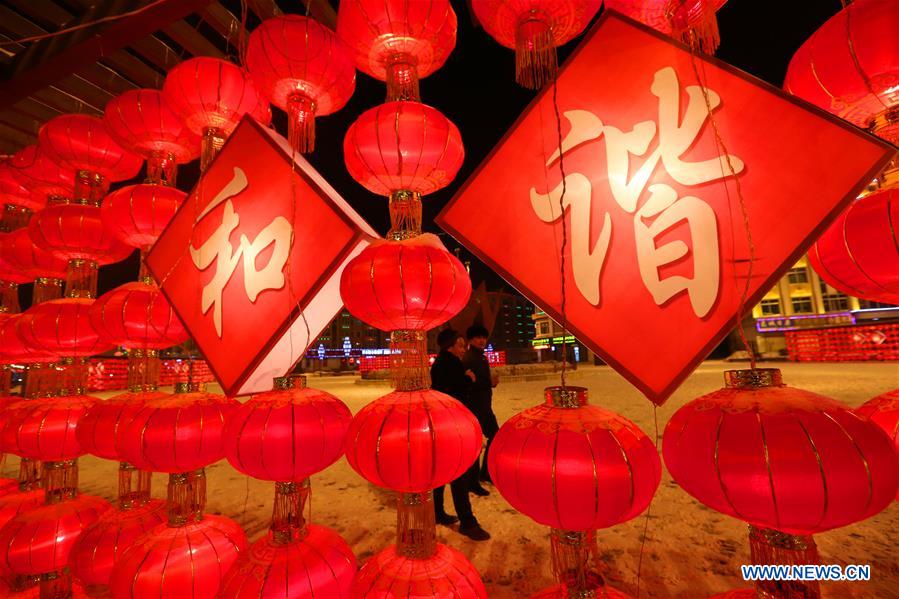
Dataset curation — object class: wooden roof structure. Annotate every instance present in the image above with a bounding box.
[0,0,336,155]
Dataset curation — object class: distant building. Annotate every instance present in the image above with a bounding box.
[531,310,593,364]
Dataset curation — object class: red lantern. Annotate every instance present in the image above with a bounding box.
[246,15,356,153]
[340,235,471,332]
[224,376,351,481]
[70,500,167,587]
[489,386,660,531]
[352,543,486,598]
[1,395,97,461]
[163,57,271,170]
[663,369,899,534]
[0,489,45,531]
[337,0,456,101]
[807,188,899,305]
[10,145,76,205]
[219,525,356,598]
[89,282,188,350]
[345,388,481,492]
[0,162,43,214]
[18,298,114,359]
[1,228,68,281]
[0,494,111,575]
[785,0,899,143]
[38,114,142,200]
[118,385,239,472]
[28,200,133,265]
[604,1,728,53]
[76,391,167,461]
[471,0,602,89]
[344,101,464,198]
[101,184,186,250]
[0,314,57,365]
[857,388,899,498]
[104,89,199,186]
[108,514,247,598]
[0,234,32,285]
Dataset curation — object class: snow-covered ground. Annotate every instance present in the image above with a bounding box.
[61,360,898,597]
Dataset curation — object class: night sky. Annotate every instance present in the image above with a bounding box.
[85,0,846,302]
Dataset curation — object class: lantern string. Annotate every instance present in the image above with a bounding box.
[635,404,660,598]
[688,51,757,370]
[550,72,569,389]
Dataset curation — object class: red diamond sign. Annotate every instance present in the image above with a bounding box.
[436,12,895,404]
[147,117,377,396]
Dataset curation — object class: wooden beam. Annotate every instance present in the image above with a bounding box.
[0,120,37,153]
[299,0,337,30]
[129,34,182,71]
[3,0,75,31]
[246,0,281,21]
[164,20,226,59]
[0,0,215,112]
[76,61,139,96]
[200,2,240,39]
[100,50,164,88]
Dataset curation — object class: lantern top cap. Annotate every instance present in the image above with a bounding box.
[724,368,783,389]
[174,381,206,393]
[544,385,588,408]
[273,375,306,390]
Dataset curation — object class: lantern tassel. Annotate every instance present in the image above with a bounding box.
[167,469,206,526]
[667,0,720,54]
[201,127,226,173]
[271,480,310,544]
[287,93,317,154]
[515,17,557,90]
[396,491,437,559]
[748,526,821,599]
[39,569,73,599]
[43,460,78,504]
[146,150,178,187]
[118,462,153,510]
[18,457,42,492]
[386,54,421,102]
[390,329,430,391]
[550,529,604,594]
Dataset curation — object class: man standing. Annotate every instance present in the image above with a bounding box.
[463,324,499,495]
[431,329,490,541]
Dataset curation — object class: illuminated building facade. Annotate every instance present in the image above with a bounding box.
[531,310,594,364]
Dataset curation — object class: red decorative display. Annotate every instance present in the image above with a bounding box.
[1,228,68,280]
[337,0,457,100]
[784,324,899,363]
[471,0,602,88]
[808,188,899,305]
[246,15,356,153]
[663,371,899,534]
[344,101,464,197]
[10,145,75,206]
[344,388,481,492]
[76,391,166,461]
[340,235,471,331]
[1,395,97,461]
[101,184,187,250]
[604,1,728,53]
[0,314,57,365]
[220,524,356,598]
[29,200,133,264]
[90,282,188,349]
[18,298,113,358]
[437,13,895,404]
[109,514,247,598]
[0,162,43,212]
[147,117,377,396]
[223,379,351,481]
[489,386,660,530]
[38,114,142,185]
[784,0,899,143]
[857,388,899,498]
[118,387,238,472]
[352,543,487,597]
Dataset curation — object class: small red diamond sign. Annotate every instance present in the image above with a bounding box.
[436,12,895,404]
[147,117,377,396]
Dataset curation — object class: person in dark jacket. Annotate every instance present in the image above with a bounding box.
[463,323,500,494]
[431,328,490,541]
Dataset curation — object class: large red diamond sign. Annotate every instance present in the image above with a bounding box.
[436,12,896,404]
[147,117,377,396]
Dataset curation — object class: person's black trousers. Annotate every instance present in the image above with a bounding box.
[434,466,478,527]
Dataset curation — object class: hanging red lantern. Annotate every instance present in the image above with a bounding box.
[345,388,481,492]
[337,0,456,101]
[340,235,471,332]
[489,386,660,531]
[118,384,239,473]
[1,228,68,281]
[1,394,97,462]
[0,235,32,286]
[857,388,899,499]
[10,145,76,205]
[18,298,114,359]
[352,542,486,598]
[785,0,899,143]
[101,184,187,251]
[663,369,899,535]
[344,101,464,198]
[807,187,899,305]
[89,282,188,350]
[0,162,43,215]
[604,1,727,53]
[0,489,45,532]
[70,500,167,587]
[163,57,271,170]
[0,494,111,576]
[223,376,351,481]
[28,200,133,265]
[104,89,199,186]
[76,391,167,461]
[109,514,247,598]
[220,524,356,599]
[246,15,356,153]
[38,114,142,201]
[470,0,602,89]
[0,314,57,366]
